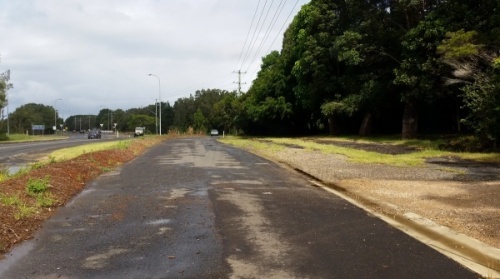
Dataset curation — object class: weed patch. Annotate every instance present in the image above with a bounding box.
[14,204,37,220]
[26,176,51,195]
[35,193,56,207]
[0,194,22,206]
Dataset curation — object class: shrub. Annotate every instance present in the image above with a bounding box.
[0,133,9,141]
[26,176,50,195]
[440,135,491,152]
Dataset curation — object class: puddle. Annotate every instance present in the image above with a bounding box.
[191,189,208,196]
[146,219,171,225]
[211,180,263,185]
[169,188,191,199]
[6,165,25,175]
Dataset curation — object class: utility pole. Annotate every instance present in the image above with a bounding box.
[148,74,162,135]
[233,70,246,95]
[155,98,158,134]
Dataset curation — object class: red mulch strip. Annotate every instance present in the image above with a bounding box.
[0,137,164,257]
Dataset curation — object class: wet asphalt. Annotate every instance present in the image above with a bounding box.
[0,137,479,278]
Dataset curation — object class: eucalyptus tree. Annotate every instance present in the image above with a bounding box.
[0,67,12,135]
[241,51,296,134]
[282,0,343,133]
[279,0,403,135]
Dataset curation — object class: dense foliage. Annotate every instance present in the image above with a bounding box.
[241,0,500,149]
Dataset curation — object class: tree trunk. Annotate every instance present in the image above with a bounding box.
[328,114,337,135]
[455,99,461,133]
[358,113,372,137]
[402,101,418,139]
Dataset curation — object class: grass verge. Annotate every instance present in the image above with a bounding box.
[220,136,500,166]
[1,134,67,142]
[43,139,133,163]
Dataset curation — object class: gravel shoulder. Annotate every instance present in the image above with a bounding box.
[242,142,500,250]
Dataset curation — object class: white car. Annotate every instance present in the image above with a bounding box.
[210,129,219,136]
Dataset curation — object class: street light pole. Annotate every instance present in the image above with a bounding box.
[6,98,9,135]
[54,98,62,134]
[148,74,162,135]
[155,98,158,134]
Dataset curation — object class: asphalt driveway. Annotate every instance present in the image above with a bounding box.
[0,137,478,278]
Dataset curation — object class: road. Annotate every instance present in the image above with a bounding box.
[0,132,122,168]
[0,137,479,278]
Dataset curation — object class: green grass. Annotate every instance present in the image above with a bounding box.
[220,136,500,167]
[219,136,285,153]
[0,165,9,181]
[14,204,38,220]
[42,139,133,163]
[34,193,56,207]
[0,194,39,220]
[0,139,134,183]
[0,194,22,206]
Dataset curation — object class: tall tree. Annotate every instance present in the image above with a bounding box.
[0,65,13,135]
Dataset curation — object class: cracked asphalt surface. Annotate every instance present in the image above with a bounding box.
[0,137,479,278]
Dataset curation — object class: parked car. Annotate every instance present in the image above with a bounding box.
[210,129,219,136]
[88,129,101,139]
[134,127,145,137]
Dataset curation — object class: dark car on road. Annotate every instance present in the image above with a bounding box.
[88,129,101,139]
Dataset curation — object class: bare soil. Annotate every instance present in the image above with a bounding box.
[0,138,164,258]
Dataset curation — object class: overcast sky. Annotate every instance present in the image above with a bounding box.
[0,0,309,118]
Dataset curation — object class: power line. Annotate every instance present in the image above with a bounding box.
[265,0,301,55]
[245,0,302,85]
[235,0,262,71]
[242,0,288,73]
[239,0,271,70]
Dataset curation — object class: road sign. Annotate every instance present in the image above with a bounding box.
[32,125,45,131]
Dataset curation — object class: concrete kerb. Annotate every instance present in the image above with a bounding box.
[282,162,500,278]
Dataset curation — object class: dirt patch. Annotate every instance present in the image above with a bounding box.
[0,137,164,257]
[426,156,500,181]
